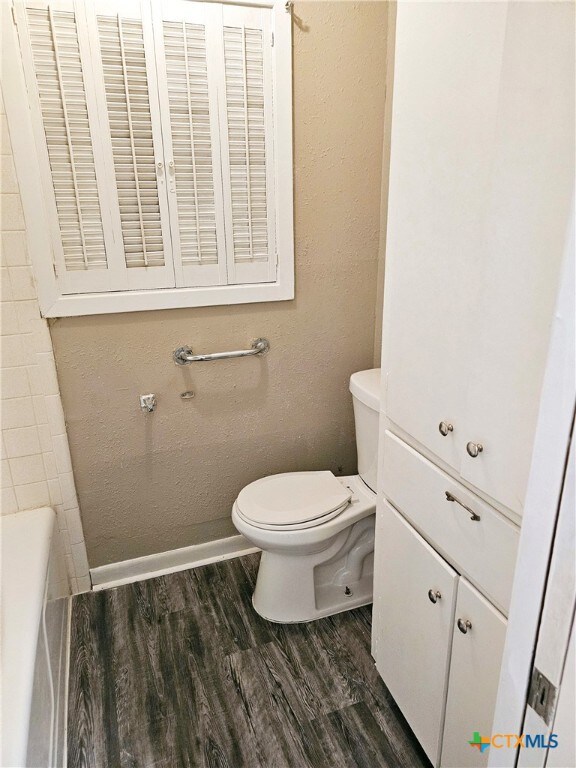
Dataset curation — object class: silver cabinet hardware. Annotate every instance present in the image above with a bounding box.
[173,338,270,365]
[438,421,454,436]
[457,618,472,634]
[445,491,481,521]
[139,394,157,413]
[428,589,442,604]
[466,441,484,457]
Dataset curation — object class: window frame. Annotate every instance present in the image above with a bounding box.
[3,0,293,317]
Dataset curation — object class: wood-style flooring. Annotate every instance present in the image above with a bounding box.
[68,554,431,768]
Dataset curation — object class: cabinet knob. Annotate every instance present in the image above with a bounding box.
[439,422,454,437]
[457,618,472,634]
[466,441,484,458]
[428,589,442,604]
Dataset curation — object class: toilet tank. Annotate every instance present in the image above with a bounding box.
[349,369,381,492]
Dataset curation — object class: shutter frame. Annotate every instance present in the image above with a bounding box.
[85,0,176,290]
[152,0,228,288]
[217,3,278,285]
[15,0,117,294]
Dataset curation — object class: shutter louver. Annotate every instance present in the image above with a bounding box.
[163,21,217,267]
[224,26,267,262]
[25,5,106,272]
[97,13,165,270]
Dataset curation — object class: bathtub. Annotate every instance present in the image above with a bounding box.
[1,507,70,768]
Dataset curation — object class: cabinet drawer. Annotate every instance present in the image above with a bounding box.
[382,431,519,614]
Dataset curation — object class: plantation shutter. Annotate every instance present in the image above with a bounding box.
[85,0,174,289]
[152,0,227,288]
[17,0,123,294]
[15,0,290,310]
[217,4,277,285]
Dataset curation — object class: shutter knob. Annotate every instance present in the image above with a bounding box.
[439,422,454,436]
[428,589,442,604]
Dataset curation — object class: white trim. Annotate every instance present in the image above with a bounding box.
[271,0,293,296]
[41,278,293,316]
[61,596,72,768]
[90,534,259,590]
[489,200,575,766]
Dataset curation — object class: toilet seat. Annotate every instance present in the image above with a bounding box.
[236,471,352,530]
[235,500,351,531]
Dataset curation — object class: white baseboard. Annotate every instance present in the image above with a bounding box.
[90,535,259,591]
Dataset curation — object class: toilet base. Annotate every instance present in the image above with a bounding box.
[251,515,375,623]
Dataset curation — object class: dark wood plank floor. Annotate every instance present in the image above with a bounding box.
[68,554,431,768]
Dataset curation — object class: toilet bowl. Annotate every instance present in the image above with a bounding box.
[232,368,380,623]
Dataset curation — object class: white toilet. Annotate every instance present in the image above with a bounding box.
[232,368,380,623]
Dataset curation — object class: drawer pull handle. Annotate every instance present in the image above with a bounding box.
[466,441,484,457]
[428,589,442,604]
[457,618,472,634]
[445,491,481,521]
[439,422,454,437]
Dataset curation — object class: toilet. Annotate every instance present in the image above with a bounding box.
[232,368,380,623]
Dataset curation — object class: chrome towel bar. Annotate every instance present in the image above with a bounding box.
[173,338,270,365]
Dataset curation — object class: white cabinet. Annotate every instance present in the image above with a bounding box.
[382,0,574,517]
[381,431,519,615]
[374,1,573,765]
[373,503,507,768]
[383,1,508,479]
[441,579,507,768]
[373,505,458,764]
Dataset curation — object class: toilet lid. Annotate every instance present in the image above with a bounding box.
[236,471,352,527]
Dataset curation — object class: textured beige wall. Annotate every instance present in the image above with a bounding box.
[49,2,389,568]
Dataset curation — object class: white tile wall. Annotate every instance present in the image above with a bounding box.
[0,87,90,594]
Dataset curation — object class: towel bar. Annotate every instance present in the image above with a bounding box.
[173,338,270,365]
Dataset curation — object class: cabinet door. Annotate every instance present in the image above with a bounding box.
[457,2,574,516]
[441,578,507,768]
[382,1,508,472]
[373,503,458,766]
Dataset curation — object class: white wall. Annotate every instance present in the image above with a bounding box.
[1,87,90,593]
